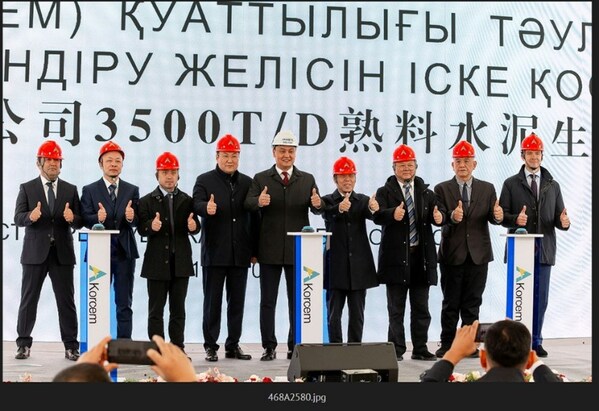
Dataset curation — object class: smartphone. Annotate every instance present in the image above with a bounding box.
[475,322,493,342]
[107,339,158,365]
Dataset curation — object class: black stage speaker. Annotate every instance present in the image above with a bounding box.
[287,342,398,382]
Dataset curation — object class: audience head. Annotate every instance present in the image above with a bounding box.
[52,362,112,382]
[481,319,534,370]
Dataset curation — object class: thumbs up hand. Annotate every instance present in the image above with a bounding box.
[151,212,162,231]
[311,188,321,209]
[560,208,570,228]
[207,194,217,215]
[339,192,351,213]
[63,202,74,223]
[433,205,443,224]
[453,200,464,223]
[187,212,197,231]
[97,202,107,223]
[368,193,379,213]
[394,201,406,221]
[125,200,134,222]
[30,201,42,222]
[516,205,528,226]
[493,199,504,222]
[258,186,270,207]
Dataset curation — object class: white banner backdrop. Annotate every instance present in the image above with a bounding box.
[3,2,591,344]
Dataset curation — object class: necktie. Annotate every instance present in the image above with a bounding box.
[530,174,538,201]
[168,193,175,252]
[462,183,469,213]
[109,184,117,204]
[404,183,418,245]
[46,181,55,212]
[282,171,289,185]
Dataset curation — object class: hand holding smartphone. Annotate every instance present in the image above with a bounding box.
[107,339,159,365]
[475,322,492,342]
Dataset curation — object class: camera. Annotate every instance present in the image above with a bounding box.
[475,322,493,342]
[107,339,159,365]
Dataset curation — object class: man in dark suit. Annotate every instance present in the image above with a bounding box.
[81,141,139,339]
[14,140,83,361]
[193,134,258,362]
[320,156,379,343]
[137,152,200,355]
[373,144,445,361]
[244,130,322,361]
[420,319,563,382]
[433,141,504,358]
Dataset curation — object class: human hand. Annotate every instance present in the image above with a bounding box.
[311,188,321,209]
[433,205,443,224]
[63,202,74,223]
[442,320,479,366]
[125,200,134,221]
[258,186,270,207]
[394,201,406,221]
[206,194,217,215]
[152,212,162,231]
[560,208,570,228]
[493,199,503,222]
[30,201,42,222]
[339,192,351,213]
[516,205,528,226]
[148,335,197,382]
[453,200,464,222]
[77,335,118,373]
[368,193,379,212]
[98,202,107,223]
[187,213,197,231]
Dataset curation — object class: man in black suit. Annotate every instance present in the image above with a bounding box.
[320,157,379,343]
[14,140,83,361]
[137,152,200,355]
[81,141,139,338]
[193,134,258,362]
[244,130,322,361]
[433,141,504,358]
[420,319,563,382]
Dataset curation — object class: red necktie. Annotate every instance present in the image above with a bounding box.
[282,171,289,185]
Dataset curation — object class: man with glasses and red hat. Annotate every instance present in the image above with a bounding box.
[373,144,446,362]
[14,140,83,361]
[319,156,380,344]
[81,141,140,339]
[138,152,200,358]
[499,132,570,358]
[192,134,258,362]
[433,140,504,359]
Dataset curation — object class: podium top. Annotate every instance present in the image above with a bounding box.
[287,231,332,236]
[501,233,544,238]
[79,228,120,234]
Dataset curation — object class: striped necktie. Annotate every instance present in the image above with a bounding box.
[404,183,418,245]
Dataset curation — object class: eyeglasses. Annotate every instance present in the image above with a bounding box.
[395,163,416,170]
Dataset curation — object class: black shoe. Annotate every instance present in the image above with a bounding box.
[435,346,450,358]
[225,346,252,360]
[65,348,80,361]
[534,345,548,357]
[260,348,276,361]
[395,351,404,361]
[15,346,30,360]
[411,350,437,361]
[205,348,218,362]
[467,348,480,358]
[287,351,293,360]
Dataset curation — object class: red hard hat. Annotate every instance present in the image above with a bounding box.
[333,156,357,175]
[452,141,475,158]
[521,132,544,151]
[98,141,125,162]
[37,140,63,160]
[393,144,416,162]
[216,134,241,152]
[156,152,179,170]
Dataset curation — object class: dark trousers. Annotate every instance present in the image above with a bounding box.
[533,264,552,348]
[111,250,135,339]
[327,288,367,343]
[16,246,79,350]
[202,266,249,352]
[438,254,488,347]
[259,263,294,352]
[146,274,189,349]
